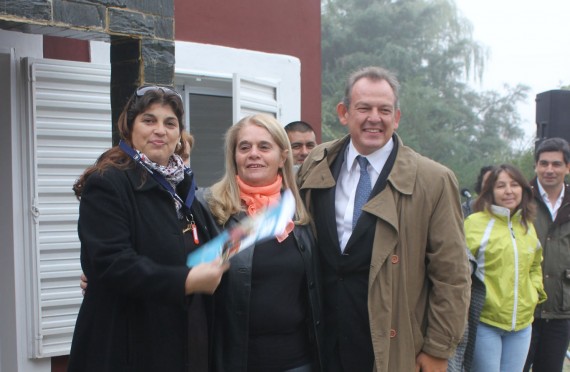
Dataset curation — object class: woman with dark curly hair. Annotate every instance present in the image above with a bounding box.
[68,86,228,372]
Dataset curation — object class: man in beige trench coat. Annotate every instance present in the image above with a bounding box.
[298,66,471,372]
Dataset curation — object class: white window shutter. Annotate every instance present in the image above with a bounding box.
[25,58,111,358]
[232,73,281,122]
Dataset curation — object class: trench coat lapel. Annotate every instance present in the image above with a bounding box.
[363,135,417,283]
[318,142,346,253]
[300,137,349,253]
[365,188,400,283]
[300,153,337,190]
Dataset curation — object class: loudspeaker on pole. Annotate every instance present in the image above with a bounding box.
[536,90,570,147]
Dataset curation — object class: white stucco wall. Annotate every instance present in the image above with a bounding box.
[91,40,301,125]
[174,41,301,125]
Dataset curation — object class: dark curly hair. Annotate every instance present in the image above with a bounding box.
[73,87,185,199]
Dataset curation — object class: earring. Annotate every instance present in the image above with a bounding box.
[176,142,182,151]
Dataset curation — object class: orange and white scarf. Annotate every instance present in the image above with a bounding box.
[236,174,294,242]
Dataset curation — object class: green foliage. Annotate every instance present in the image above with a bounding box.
[507,146,536,181]
[321,0,533,190]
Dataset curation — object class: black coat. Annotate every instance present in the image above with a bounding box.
[208,212,323,372]
[68,164,215,372]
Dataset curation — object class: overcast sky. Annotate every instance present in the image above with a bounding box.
[454,0,570,144]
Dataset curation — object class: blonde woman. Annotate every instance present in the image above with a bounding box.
[199,114,322,372]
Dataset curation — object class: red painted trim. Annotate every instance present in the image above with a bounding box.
[43,36,90,62]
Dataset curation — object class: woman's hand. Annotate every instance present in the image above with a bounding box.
[80,273,88,296]
[82,260,229,297]
[185,258,230,295]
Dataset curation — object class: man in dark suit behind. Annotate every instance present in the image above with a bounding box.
[298,66,470,372]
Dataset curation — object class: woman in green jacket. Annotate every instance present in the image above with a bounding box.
[465,164,547,372]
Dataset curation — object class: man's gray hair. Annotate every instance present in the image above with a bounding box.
[343,66,400,109]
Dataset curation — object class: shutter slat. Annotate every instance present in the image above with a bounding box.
[29,59,111,358]
[233,74,280,121]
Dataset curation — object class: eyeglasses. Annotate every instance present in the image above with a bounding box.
[136,85,182,100]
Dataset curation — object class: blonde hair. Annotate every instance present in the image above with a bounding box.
[207,114,310,226]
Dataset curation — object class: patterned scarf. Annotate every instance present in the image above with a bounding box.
[236,174,294,242]
[139,152,186,217]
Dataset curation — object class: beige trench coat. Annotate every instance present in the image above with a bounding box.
[298,134,471,371]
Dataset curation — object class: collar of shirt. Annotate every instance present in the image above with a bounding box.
[335,138,394,252]
[537,179,565,219]
[345,137,394,185]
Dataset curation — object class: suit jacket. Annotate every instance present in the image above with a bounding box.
[298,134,471,371]
[301,137,396,370]
[68,164,216,372]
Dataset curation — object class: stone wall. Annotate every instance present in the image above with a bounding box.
[0,0,176,143]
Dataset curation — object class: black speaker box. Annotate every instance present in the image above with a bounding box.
[536,90,570,144]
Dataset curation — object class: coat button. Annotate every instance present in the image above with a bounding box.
[391,255,399,264]
[390,329,397,338]
[299,244,306,252]
[309,281,315,288]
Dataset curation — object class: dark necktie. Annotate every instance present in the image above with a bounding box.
[353,155,371,229]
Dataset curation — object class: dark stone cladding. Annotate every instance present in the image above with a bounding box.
[110,36,141,61]
[110,37,152,87]
[108,8,154,37]
[2,0,52,20]
[1,0,176,144]
[153,17,174,40]
[53,1,106,29]
[76,0,127,6]
[141,38,174,85]
[125,0,174,17]
[107,7,173,40]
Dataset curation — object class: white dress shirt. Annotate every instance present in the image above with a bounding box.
[537,180,565,220]
[335,138,394,252]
